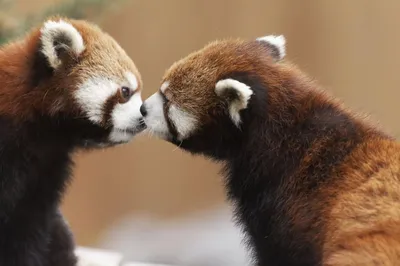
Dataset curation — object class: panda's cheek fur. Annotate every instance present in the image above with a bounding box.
[168,104,199,141]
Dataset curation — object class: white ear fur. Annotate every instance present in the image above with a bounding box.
[215,78,253,127]
[40,20,85,69]
[256,35,286,60]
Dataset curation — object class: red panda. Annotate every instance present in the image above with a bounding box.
[0,17,144,266]
[141,35,400,265]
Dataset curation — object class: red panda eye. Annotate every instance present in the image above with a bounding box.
[119,86,132,103]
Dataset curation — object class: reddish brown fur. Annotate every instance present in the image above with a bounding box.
[163,39,328,125]
[160,38,400,265]
[323,139,400,265]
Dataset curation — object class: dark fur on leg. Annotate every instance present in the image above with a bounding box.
[47,210,77,266]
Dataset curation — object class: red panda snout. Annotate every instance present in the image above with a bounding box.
[73,70,145,144]
[142,81,199,142]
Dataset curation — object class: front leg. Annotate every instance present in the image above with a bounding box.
[47,210,77,266]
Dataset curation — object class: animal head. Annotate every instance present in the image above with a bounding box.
[141,35,288,158]
[0,17,144,146]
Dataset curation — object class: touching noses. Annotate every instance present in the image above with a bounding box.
[140,104,147,117]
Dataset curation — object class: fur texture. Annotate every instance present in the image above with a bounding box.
[0,17,143,266]
[142,35,399,265]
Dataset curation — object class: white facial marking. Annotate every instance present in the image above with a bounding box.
[75,77,119,123]
[108,91,143,143]
[169,104,198,140]
[111,92,142,130]
[40,20,85,69]
[215,78,253,127]
[160,81,170,93]
[142,92,170,139]
[256,35,286,60]
[125,71,138,90]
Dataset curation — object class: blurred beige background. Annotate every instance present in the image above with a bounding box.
[11,0,400,246]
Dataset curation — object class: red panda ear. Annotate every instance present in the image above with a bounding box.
[256,35,286,61]
[215,78,254,127]
[40,20,86,69]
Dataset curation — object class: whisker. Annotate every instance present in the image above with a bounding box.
[143,128,154,138]
[172,139,183,152]
[42,90,50,104]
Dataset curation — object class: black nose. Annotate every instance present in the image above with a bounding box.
[140,104,147,116]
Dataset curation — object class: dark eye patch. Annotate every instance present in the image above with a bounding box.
[159,92,169,104]
[160,92,171,115]
[159,91,179,139]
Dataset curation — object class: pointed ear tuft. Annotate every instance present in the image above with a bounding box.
[40,20,85,69]
[215,78,253,127]
[257,35,286,61]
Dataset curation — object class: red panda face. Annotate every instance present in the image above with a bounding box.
[0,17,144,146]
[141,35,286,156]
